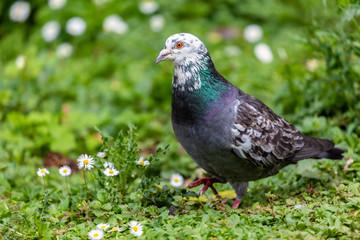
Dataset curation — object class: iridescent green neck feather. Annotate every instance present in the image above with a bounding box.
[172,52,233,118]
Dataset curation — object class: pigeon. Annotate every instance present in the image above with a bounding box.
[155,33,344,209]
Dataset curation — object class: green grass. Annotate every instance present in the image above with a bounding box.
[0,0,360,239]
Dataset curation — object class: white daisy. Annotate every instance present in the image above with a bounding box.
[243,24,263,43]
[103,14,128,35]
[224,45,241,57]
[97,223,110,230]
[41,21,60,42]
[109,226,119,232]
[66,17,86,36]
[59,166,71,176]
[103,161,113,168]
[170,173,184,188]
[129,221,143,237]
[149,14,165,32]
[37,168,49,177]
[103,168,119,176]
[56,43,73,58]
[306,59,318,72]
[77,154,95,170]
[139,0,158,15]
[93,0,111,5]
[136,157,149,166]
[88,229,104,240]
[277,47,288,60]
[97,152,106,158]
[254,43,273,63]
[48,0,67,9]
[9,1,31,22]
[15,55,26,69]
[207,195,217,207]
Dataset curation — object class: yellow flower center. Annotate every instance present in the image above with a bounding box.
[112,227,117,231]
[139,160,144,165]
[63,169,67,173]
[174,178,179,183]
[94,233,99,237]
[133,226,138,232]
[41,169,45,173]
[83,159,89,164]
[101,226,105,229]
[109,170,114,174]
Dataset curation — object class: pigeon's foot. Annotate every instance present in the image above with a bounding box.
[231,198,241,209]
[186,177,226,195]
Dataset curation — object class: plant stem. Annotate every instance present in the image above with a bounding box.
[89,171,98,193]
[352,18,360,36]
[43,177,46,189]
[65,176,72,197]
[83,170,89,198]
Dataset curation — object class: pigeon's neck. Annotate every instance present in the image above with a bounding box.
[172,52,215,91]
[171,53,233,120]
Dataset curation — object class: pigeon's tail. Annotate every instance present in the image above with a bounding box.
[314,147,344,160]
[293,136,344,161]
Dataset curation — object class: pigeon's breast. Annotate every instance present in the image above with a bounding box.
[171,93,238,177]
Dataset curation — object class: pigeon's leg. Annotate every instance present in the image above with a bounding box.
[228,181,248,209]
[187,177,226,195]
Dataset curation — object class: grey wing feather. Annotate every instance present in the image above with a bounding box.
[231,94,305,168]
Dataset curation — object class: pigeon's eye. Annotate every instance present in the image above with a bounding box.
[176,42,183,49]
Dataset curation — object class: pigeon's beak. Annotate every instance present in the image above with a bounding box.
[155,49,172,64]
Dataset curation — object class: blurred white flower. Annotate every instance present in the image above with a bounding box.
[224,45,241,57]
[66,17,86,36]
[56,43,73,58]
[149,14,165,32]
[136,157,149,166]
[103,15,128,35]
[243,24,263,43]
[97,152,107,158]
[88,229,104,240]
[103,161,113,168]
[93,0,112,5]
[77,154,95,170]
[294,204,303,209]
[109,226,119,232]
[15,55,26,69]
[129,221,143,237]
[254,43,273,63]
[9,1,31,22]
[59,166,71,176]
[306,59,318,72]
[97,223,110,230]
[41,21,60,42]
[170,173,184,188]
[103,168,119,176]
[277,47,288,60]
[48,0,66,9]
[37,168,49,177]
[139,0,159,15]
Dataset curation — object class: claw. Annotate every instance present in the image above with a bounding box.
[232,198,241,209]
[186,177,226,196]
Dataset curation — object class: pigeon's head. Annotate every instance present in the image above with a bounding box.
[155,33,208,66]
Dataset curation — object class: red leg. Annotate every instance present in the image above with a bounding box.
[186,177,226,195]
[232,198,241,209]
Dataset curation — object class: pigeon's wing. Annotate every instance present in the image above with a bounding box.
[230,93,306,168]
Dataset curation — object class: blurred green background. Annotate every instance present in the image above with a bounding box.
[0,0,359,179]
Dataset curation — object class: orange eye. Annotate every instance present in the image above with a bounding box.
[176,42,183,48]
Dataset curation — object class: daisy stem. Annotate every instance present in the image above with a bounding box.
[89,170,98,193]
[43,177,46,189]
[65,176,72,197]
[83,170,89,197]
